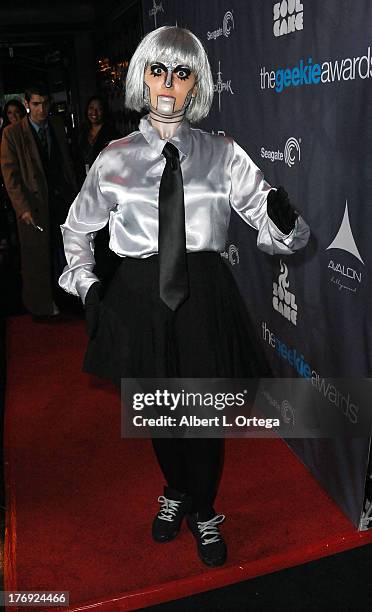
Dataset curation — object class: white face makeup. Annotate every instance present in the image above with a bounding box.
[144,61,196,115]
[143,60,197,138]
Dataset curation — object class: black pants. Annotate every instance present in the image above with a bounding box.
[84,253,270,514]
[151,437,225,514]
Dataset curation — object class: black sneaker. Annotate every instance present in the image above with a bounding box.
[187,512,227,567]
[152,486,192,543]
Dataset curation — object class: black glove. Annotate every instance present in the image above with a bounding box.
[267,186,299,235]
[84,281,102,339]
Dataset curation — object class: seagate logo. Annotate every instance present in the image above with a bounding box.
[261,137,301,168]
[284,137,301,167]
[149,0,164,28]
[281,400,295,426]
[221,244,240,266]
[272,260,298,325]
[260,388,296,427]
[273,0,303,37]
[326,201,364,294]
[207,10,235,40]
[213,61,234,112]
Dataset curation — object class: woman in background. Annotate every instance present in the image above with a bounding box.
[75,95,122,285]
[1,98,27,135]
[76,95,121,186]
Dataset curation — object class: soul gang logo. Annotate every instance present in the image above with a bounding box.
[273,0,303,37]
[272,260,298,325]
[213,61,234,112]
[207,10,235,40]
[261,137,301,168]
[149,0,164,28]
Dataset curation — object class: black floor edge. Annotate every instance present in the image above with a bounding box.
[146,543,372,611]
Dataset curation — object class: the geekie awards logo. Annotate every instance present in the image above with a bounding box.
[273,0,304,37]
[260,44,372,94]
[326,201,364,295]
[272,260,298,325]
[261,322,360,424]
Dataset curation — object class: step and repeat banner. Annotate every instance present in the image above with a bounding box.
[141,0,372,528]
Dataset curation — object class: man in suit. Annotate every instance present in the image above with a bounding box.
[1,83,77,316]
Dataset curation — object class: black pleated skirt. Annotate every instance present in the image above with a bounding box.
[83,252,271,384]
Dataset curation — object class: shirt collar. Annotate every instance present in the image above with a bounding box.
[139,115,191,158]
[28,117,48,133]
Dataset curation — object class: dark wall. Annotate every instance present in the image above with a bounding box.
[0,0,143,131]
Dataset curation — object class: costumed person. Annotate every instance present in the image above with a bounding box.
[59,26,310,567]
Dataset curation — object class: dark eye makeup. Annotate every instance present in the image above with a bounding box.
[150,63,164,77]
[149,63,192,81]
[175,67,191,80]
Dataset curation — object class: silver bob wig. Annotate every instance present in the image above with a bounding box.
[125,26,214,123]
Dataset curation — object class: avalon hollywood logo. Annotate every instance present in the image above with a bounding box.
[272,260,298,325]
[273,0,303,37]
[207,10,235,40]
[261,137,301,168]
[213,61,234,112]
[149,0,164,28]
[326,201,364,294]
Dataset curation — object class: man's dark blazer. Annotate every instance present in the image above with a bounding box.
[1,115,77,315]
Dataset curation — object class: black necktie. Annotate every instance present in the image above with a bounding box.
[158,142,189,311]
[38,126,48,157]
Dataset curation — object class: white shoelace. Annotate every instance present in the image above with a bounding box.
[157,495,181,522]
[197,514,226,545]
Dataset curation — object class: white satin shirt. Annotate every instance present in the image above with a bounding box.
[59,115,310,302]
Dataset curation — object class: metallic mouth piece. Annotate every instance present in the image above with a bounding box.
[158,95,176,102]
[156,95,177,115]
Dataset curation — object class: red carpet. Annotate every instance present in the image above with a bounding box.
[4,315,372,611]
